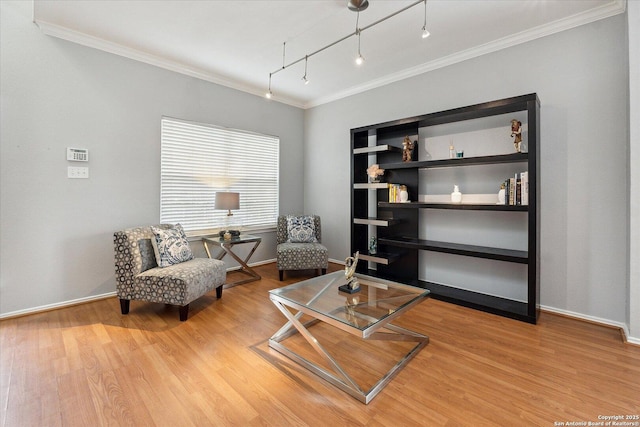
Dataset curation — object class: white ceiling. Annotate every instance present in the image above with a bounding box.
[33,0,625,109]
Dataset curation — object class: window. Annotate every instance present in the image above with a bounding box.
[160,117,279,234]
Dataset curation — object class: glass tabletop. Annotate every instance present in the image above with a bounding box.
[269,271,429,331]
[202,234,261,244]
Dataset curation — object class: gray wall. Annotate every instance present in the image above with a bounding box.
[304,14,630,324]
[0,1,304,315]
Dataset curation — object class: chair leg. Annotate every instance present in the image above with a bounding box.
[119,299,130,315]
[279,270,284,281]
[216,285,223,299]
[179,304,189,321]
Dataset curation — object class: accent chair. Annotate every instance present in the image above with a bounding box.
[276,215,328,281]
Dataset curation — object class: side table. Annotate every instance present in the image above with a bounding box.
[202,235,262,287]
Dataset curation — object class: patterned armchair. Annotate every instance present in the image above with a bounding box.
[276,215,328,281]
[113,224,226,321]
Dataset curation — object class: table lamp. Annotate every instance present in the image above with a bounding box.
[215,192,240,239]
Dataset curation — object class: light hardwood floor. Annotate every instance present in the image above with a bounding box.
[1,263,639,426]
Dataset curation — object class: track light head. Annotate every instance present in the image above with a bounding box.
[302,56,310,84]
[355,30,364,66]
[265,90,272,99]
[422,0,430,39]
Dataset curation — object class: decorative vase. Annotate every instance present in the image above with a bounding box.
[399,185,409,202]
[370,176,381,183]
[451,185,462,204]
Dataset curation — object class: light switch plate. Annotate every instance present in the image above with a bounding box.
[68,166,89,179]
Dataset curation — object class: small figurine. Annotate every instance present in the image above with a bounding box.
[498,182,506,205]
[511,119,522,153]
[402,136,415,162]
[369,237,377,254]
[343,251,360,292]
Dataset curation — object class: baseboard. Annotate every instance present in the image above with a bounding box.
[226,258,276,271]
[540,304,639,346]
[0,291,117,320]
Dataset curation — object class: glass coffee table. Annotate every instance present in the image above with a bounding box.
[269,271,430,404]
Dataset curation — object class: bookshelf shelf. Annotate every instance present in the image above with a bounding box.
[380,152,528,170]
[359,252,401,265]
[353,144,402,155]
[378,202,528,211]
[353,183,389,190]
[353,217,400,227]
[378,237,528,264]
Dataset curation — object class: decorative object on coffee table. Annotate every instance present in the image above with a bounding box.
[339,251,360,293]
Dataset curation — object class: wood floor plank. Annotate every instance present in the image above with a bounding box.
[1,262,639,426]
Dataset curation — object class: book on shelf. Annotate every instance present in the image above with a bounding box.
[388,184,399,203]
[503,171,528,206]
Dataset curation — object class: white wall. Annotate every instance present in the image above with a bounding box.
[304,14,630,326]
[0,1,304,316]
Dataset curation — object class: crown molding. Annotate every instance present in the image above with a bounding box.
[305,0,627,108]
[33,19,306,109]
[34,0,625,111]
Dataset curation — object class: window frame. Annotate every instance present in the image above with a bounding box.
[160,116,280,236]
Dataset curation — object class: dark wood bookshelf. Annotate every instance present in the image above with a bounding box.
[351,93,540,324]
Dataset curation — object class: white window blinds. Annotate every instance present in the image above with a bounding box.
[160,117,279,233]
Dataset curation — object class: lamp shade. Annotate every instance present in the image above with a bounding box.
[215,192,239,215]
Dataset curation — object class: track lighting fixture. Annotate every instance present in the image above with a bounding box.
[422,0,430,39]
[265,0,427,99]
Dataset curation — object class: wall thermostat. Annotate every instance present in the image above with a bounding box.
[67,147,89,162]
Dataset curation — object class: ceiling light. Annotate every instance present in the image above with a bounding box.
[265,73,273,99]
[265,0,423,97]
[355,10,364,66]
[302,55,310,84]
[355,31,364,65]
[422,0,430,39]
